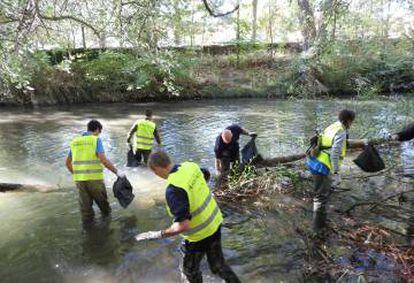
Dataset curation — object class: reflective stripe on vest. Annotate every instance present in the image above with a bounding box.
[135,120,156,150]
[167,162,223,242]
[316,121,347,171]
[70,135,104,181]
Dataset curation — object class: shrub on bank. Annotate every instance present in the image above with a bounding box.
[2,40,413,105]
[280,39,414,98]
[16,50,198,105]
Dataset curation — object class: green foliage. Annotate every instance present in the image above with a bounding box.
[6,49,197,104]
[269,39,414,98]
[228,163,257,187]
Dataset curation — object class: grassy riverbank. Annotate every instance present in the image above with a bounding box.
[1,40,413,106]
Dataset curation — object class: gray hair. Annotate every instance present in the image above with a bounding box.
[148,150,172,168]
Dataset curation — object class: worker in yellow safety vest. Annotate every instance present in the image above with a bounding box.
[134,150,241,283]
[306,109,356,233]
[127,109,162,165]
[65,120,125,225]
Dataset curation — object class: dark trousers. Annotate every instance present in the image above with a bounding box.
[135,149,151,165]
[220,151,240,174]
[181,227,241,283]
[312,174,331,232]
[76,180,111,224]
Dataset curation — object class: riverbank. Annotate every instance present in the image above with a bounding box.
[2,39,413,106]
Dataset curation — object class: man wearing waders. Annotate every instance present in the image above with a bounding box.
[214,124,256,175]
[65,120,125,224]
[127,109,162,165]
[306,110,356,233]
[134,150,241,283]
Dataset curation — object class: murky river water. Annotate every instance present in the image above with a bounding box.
[0,98,413,282]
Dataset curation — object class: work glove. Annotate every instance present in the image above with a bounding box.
[135,230,163,242]
[331,173,341,187]
[385,134,399,141]
[391,134,399,141]
[116,170,126,178]
[249,132,258,138]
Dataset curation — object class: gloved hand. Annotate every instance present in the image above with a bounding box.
[385,134,399,141]
[331,173,341,187]
[116,170,126,178]
[249,132,258,138]
[391,134,399,141]
[135,230,163,242]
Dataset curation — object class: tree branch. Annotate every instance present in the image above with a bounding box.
[201,0,239,17]
[34,0,101,39]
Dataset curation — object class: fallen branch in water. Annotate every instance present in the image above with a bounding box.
[0,182,54,192]
[253,138,400,168]
[342,188,414,215]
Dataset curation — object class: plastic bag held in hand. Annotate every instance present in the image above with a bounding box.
[135,230,163,242]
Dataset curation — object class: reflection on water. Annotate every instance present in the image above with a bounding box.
[0,98,414,282]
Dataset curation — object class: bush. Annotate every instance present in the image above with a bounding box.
[23,50,197,104]
[276,39,414,98]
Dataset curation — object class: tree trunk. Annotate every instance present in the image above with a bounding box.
[297,0,316,51]
[99,31,106,48]
[236,0,241,68]
[251,0,258,42]
[81,26,86,48]
[268,1,274,57]
[173,0,181,46]
[253,138,400,167]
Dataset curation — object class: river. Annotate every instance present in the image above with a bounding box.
[0,98,413,282]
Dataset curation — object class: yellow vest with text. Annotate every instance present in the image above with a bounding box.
[135,120,156,150]
[70,135,104,181]
[315,121,347,172]
[167,162,223,242]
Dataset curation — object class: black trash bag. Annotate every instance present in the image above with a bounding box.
[113,177,135,208]
[241,136,258,165]
[126,145,139,167]
[353,144,385,173]
[200,167,211,182]
[396,122,414,142]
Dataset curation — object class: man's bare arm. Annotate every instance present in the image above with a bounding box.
[65,156,73,174]
[97,152,118,175]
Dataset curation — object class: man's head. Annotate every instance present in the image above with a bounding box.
[338,109,356,129]
[221,129,233,144]
[148,150,173,179]
[87,120,103,136]
[145,109,153,119]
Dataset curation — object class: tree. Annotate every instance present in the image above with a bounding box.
[251,0,258,42]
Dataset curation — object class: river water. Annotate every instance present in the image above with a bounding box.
[0,98,413,282]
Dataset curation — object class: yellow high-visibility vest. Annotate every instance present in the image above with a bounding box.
[167,162,223,242]
[70,135,103,181]
[316,121,347,172]
[135,120,156,150]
